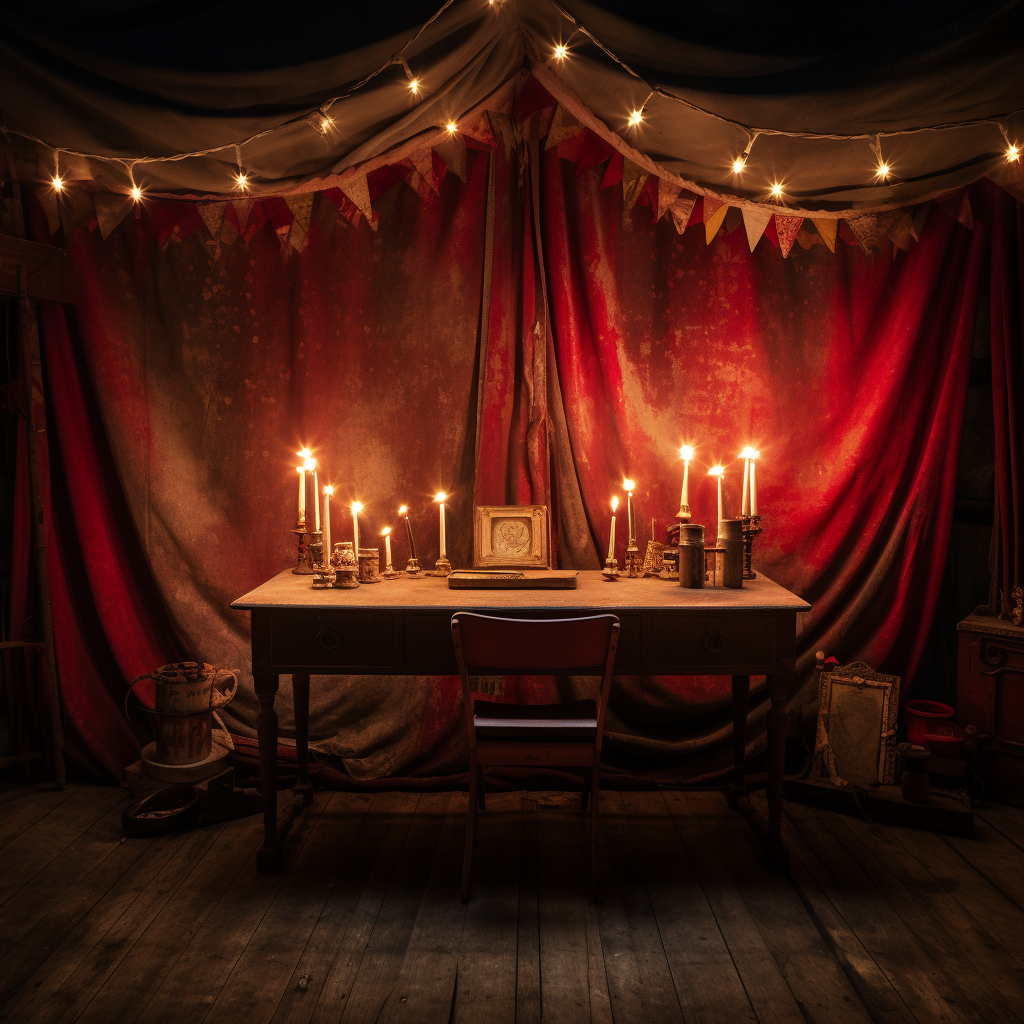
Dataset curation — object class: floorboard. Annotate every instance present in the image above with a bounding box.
[3,782,1023,1024]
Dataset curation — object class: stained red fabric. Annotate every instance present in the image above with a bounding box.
[15,136,996,781]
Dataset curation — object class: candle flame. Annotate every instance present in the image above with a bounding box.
[623,478,635,492]
[708,465,724,477]
[740,446,758,459]
[434,491,447,502]
[351,501,363,513]
[324,485,334,495]
[398,505,408,515]
[296,466,303,474]
[611,496,619,511]
[381,526,391,536]
[297,448,312,458]
[303,457,316,471]
[679,445,695,462]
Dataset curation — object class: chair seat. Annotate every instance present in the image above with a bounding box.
[474,698,597,744]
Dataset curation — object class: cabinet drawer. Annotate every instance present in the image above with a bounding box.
[651,614,776,671]
[270,611,394,668]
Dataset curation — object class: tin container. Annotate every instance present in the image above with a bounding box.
[720,519,744,589]
[358,547,381,583]
[678,524,705,589]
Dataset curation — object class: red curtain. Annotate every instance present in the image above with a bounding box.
[14,134,992,781]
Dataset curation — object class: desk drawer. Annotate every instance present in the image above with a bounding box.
[651,614,776,671]
[270,611,394,668]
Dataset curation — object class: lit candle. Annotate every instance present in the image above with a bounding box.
[351,501,363,552]
[708,465,724,541]
[304,457,319,532]
[322,485,333,562]
[382,527,393,571]
[623,478,635,545]
[296,466,305,526]
[651,517,655,542]
[435,492,447,558]
[678,446,694,519]
[608,497,618,560]
[750,450,759,515]
[399,505,417,560]
[740,446,756,516]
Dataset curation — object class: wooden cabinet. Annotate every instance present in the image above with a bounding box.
[957,612,1024,806]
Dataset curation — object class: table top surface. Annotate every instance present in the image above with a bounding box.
[233,569,811,613]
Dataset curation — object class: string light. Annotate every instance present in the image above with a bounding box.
[871,136,891,180]
[731,131,759,175]
[408,78,420,95]
[876,161,891,180]
[130,185,143,201]
[553,42,569,61]
[51,174,64,192]
[445,120,459,135]
[320,115,334,132]
[235,172,249,190]
[769,181,784,199]
[1008,143,1021,162]
[627,108,644,128]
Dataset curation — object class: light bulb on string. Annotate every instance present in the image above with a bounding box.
[732,156,746,173]
[1008,143,1020,162]
[130,185,142,202]
[51,174,64,193]
[553,42,569,61]
[445,120,459,135]
[769,180,784,200]
[627,108,644,128]
[408,78,420,95]
[235,172,249,191]
[875,161,891,180]
[871,135,892,181]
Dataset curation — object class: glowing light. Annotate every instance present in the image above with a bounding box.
[627,109,644,128]
[351,501,363,514]
[680,445,695,462]
[769,181,783,199]
[876,161,891,180]
[51,175,64,193]
[1007,143,1020,162]
[398,504,408,515]
[623,478,635,492]
[324,485,334,495]
[708,465,724,477]
[381,526,391,536]
[408,78,420,95]
[303,457,316,472]
[611,496,619,511]
[320,116,333,132]
[130,185,142,201]
[445,120,458,135]
[434,491,447,502]
[732,156,746,173]
[740,446,758,459]
[235,172,249,191]
[297,448,312,459]
[553,43,569,61]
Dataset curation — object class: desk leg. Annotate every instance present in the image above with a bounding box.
[255,666,281,873]
[729,674,750,794]
[292,673,313,807]
[765,671,791,872]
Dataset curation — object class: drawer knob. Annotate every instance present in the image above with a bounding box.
[316,626,342,651]
[703,628,729,654]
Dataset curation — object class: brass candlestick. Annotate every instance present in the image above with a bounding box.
[740,515,762,580]
[624,545,641,578]
[429,556,452,577]
[405,557,423,577]
[602,557,620,580]
[291,526,314,575]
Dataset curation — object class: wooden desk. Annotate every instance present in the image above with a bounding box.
[232,570,810,872]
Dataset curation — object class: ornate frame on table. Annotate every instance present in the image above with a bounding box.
[473,505,549,569]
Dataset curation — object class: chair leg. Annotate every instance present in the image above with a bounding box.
[590,762,600,901]
[462,754,478,903]
[581,769,591,812]
[477,763,486,810]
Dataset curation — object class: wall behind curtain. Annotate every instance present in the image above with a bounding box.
[19,139,987,781]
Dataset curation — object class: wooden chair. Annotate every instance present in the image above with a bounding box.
[451,612,620,902]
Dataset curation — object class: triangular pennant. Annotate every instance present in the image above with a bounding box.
[742,206,772,251]
[220,217,239,245]
[936,189,973,229]
[287,219,307,253]
[433,132,467,183]
[339,172,375,226]
[845,213,878,253]
[775,216,803,257]
[232,199,253,233]
[241,202,268,243]
[656,178,682,221]
[36,186,61,236]
[600,152,624,190]
[521,106,556,144]
[198,201,227,240]
[704,200,729,244]
[284,193,313,233]
[92,193,134,240]
[669,192,696,235]
[911,201,931,241]
[884,210,916,252]
[811,218,837,253]
[544,105,584,150]
[313,192,339,239]
[59,187,95,236]
[622,158,647,212]
[487,111,519,162]
[575,131,614,178]
[408,148,438,193]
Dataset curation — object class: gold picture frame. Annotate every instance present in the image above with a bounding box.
[813,661,901,787]
[473,505,549,569]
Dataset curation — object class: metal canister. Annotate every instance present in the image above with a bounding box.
[720,518,744,589]
[678,523,705,588]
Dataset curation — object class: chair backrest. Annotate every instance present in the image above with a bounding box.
[451,613,621,750]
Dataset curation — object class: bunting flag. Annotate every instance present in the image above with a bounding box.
[656,178,682,221]
[936,189,973,229]
[703,196,728,244]
[741,206,772,251]
[339,172,375,229]
[487,111,519,162]
[59,187,95,236]
[220,215,239,246]
[232,199,253,234]
[408,148,438,194]
[434,132,467,183]
[811,218,838,253]
[93,193,134,240]
[313,192,340,239]
[284,193,313,233]
[544,105,584,151]
[845,213,879,253]
[520,105,556,144]
[911,202,931,241]
[198,201,227,240]
[622,158,647,211]
[775,215,803,257]
[669,192,696,235]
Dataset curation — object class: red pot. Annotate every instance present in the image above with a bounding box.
[904,699,964,755]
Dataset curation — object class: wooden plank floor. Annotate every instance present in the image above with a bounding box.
[1,783,1022,1024]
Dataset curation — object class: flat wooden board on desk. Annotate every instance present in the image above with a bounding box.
[448,571,578,589]
[232,569,810,612]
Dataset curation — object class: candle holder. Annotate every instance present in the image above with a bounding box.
[382,553,401,580]
[405,557,423,577]
[429,556,452,578]
[642,539,664,577]
[357,548,382,584]
[740,515,762,579]
[310,566,336,589]
[291,526,314,575]
[676,503,691,523]
[306,530,324,571]
[331,541,360,589]
[659,547,679,581]
[624,545,641,578]
[602,557,620,581]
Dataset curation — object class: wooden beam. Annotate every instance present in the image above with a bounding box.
[0,233,77,304]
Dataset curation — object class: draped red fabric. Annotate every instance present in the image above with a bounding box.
[14,137,991,780]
